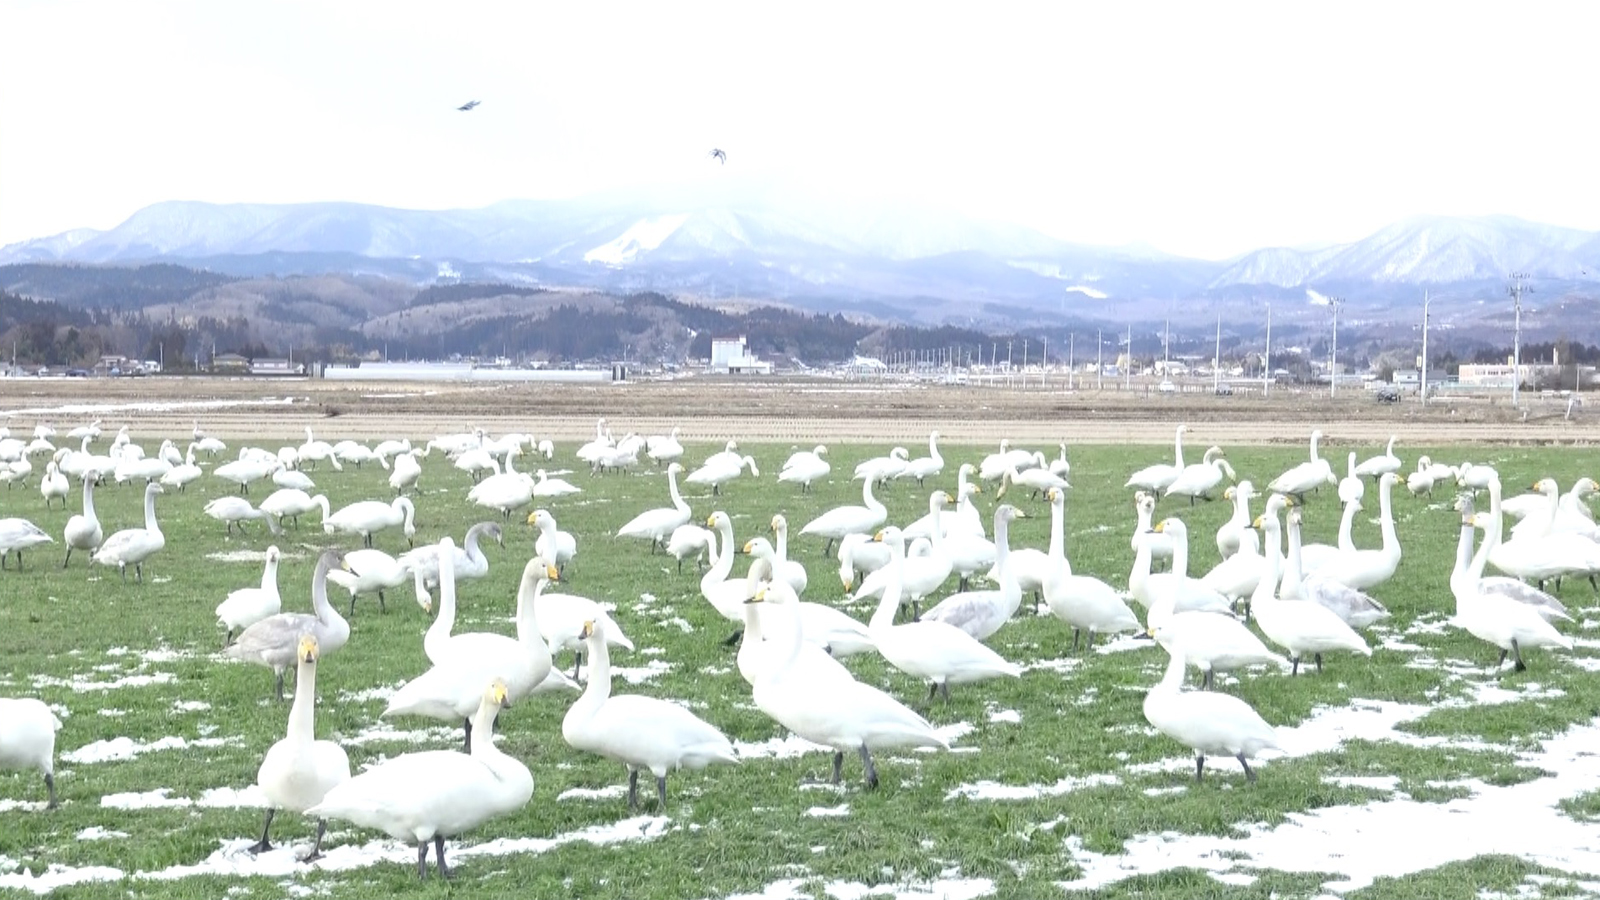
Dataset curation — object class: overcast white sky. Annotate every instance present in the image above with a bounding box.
[2,0,1596,259]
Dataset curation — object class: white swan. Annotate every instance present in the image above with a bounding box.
[1215,482,1261,560]
[1040,486,1141,652]
[326,548,414,616]
[800,474,888,558]
[665,523,715,575]
[466,451,535,517]
[214,456,281,494]
[0,697,63,807]
[1451,494,1570,623]
[563,618,738,810]
[1279,506,1390,628]
[159,445,203,492]
[897,431,944,486]
[996,460,1069,501]
[868,527,1021,700]
[616,463,690,553]
[324,496,417,548]
[249,634,350,861]
[745,582,946,788]
[978,439,1038,483]
[259,489,330,530]
[1125,425,1188,492]
[778,445,830,493]
[1354,435,1402,483]
[39,461,68,509]
[1267,429,1336,499]
[528,508,576,576]
[855,446,911,486]
[735,579,856,688]
[61,470,103,568]
[1247,506,1370,675]
[0,516,52,571]
[532,469,581,498]
[837,531,892,593]
[216,546,283,645]
[700,511,762,637]
[90,482,164,583]
[1143,645,1280,783]
[742,536,807,596]
[1164,446,1236,505]
[767,513,809,597]
[388,449,423,494]
[535,580,635,679]
[1450,499,1573,672]
[225,550,350,700]
[1049,442,1072,480]
[204,496,284,537]
[686,454,759,496]
[400,521,501,605]
[920,504,1024,640]
[388,554,556,750]
[872,491,955,614]
[645,426,684,465]
[308,680,531,880]
[1131,492,1175,565]
[1130,518,1233,616]
[1305,472,1402,591]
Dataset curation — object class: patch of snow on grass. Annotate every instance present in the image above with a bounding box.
[804,803,850,817]
[946,773,1120,801]
[75,827,128,841]
[63,735,242,764]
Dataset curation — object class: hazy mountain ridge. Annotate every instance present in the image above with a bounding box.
[3,200,1597,330]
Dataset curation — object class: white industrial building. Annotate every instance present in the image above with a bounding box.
[709,335,771,374]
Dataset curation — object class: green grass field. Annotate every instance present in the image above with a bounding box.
[1,435,1597,899]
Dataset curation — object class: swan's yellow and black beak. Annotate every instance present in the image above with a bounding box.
[1047,488,1058,502]
[706,514,717,527]
[1283,496,1296,508]
[545,563,560,583]
[970,485,982,495]
[1153,521,1167,533]
[742,540,756,555]
[873,530,886,542]
[841,578,853,592]
[298,633,319,664]
[579,619,595,640]
[490,679,510,708]
[527,512,539,525]
[1224,487,1235,501]
[745,586,767,605]
[1251,515,1264,530]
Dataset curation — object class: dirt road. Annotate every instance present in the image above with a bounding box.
[3,374,1594,446]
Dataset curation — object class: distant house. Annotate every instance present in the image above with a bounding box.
[212,352,249,373]
[94,355,130,376]
[250,357,302,376]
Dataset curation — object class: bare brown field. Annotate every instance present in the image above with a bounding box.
[4,374,1597,447]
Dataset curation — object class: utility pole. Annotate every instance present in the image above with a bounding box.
[1068,333,1075,390]
[1329,296,1343,398]
[1212,312,1221,394]
[1263,303,1272,396]
[1096,329,1103,390]
[1510,273,1529,408]
[1421,290,1431,406]
[1125,322,1132,390]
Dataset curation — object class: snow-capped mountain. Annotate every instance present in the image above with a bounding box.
[3,200,1596,328]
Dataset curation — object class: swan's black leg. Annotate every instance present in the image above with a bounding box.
[462,718,472,752]
[655,774,669,809]
[822,538,835,558]
[1512,638,1528,673]
[1238,754,1257,783]
[300,819,328,862]
[1314,652,1324,672]
[831,751,844,784]
[926,682,938,702]
[627,769,640,810]
[434,835,452,879]
[416,841,429,879]
[573,650,583,680]
[348,595,358,618]
[247,808,275,854]
[1195,755,1207,782]
[62,548,71,568]
[859,743,879,789]
[222,628,233,648]
[939,682,952,702]
[275,669,286,701]
[1070,629,1081,652]
[722,628,744,647]
[1202,669,1214,690]
[45,773,56,809]
[135,562,143,584]
[1291,657,1302,676]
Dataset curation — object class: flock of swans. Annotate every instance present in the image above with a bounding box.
[0,417,1591,878]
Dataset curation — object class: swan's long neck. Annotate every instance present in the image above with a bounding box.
[1251,519,1283,608]
[1471,480,1504,580]
[142,487,161,534]
[1156,650,1187,692]
[1451,517,1477,601]
[869,538,905,632]
[578,632,614,711]
[260,557,279,591]
[315,495,330,523]
[288,655,317,742]
[1337,498,1359,552]
[82,477,97,519]
[464,526,484,561]
[1130,535,1153,596]
[1281,516,1305,597]
[774,523,789,562]
[862,476,884,515]
[1539,483,1562,536]
[1048,494,1064,564]
[1173,428,1185,468]
[929,433,941,462]
[1310,431,1322,463]
[927,497,945,553]
[994,513,1014,584]
[468,695,508,762]
[703,519,736,590]
[311,557,344,629]
[1170,528,1188,580]
[668,468,687,513]
[1227,490,1250,531]
[1378,476,1398,556]
[1134,501,1154,540]
[515,573,544,645]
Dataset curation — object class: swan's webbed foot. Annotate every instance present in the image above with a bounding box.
[247,808,275,854]
[859,744,880,789]
[1237,753,1257,783]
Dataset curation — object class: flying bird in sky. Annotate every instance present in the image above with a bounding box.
[457,100,480,111]
[708,148,726,164]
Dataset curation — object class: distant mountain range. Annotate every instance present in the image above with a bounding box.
[3,197,1597,334]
